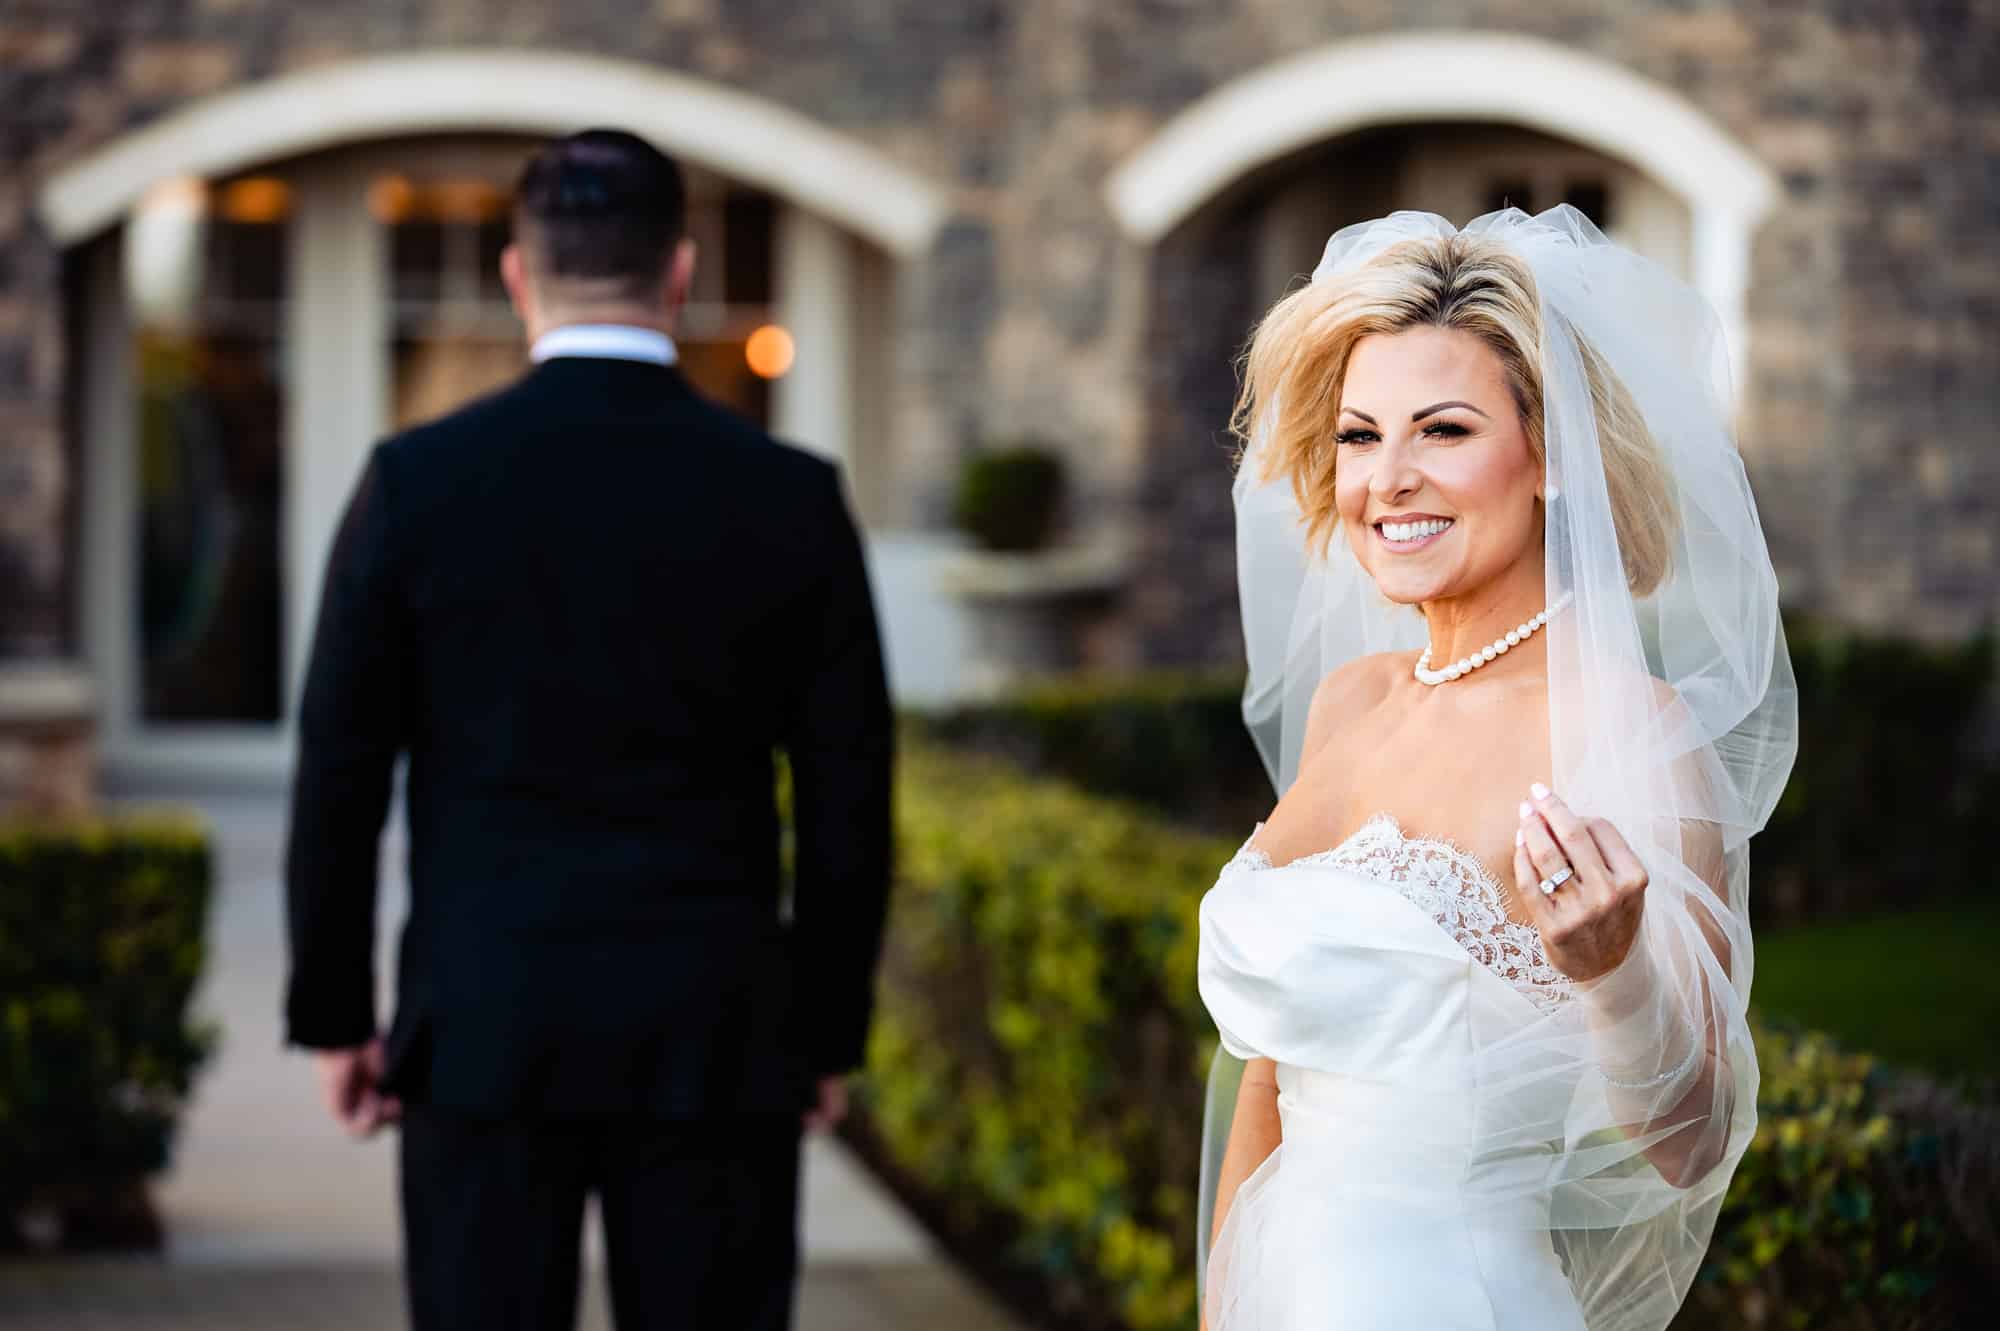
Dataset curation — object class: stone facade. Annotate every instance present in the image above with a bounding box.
[2,1,1994,720]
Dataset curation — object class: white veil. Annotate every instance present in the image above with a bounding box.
[1197,206,1798,1329]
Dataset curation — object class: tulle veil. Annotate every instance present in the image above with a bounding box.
[1196,205,1798,1330]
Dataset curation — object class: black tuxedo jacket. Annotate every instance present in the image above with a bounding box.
[283,355,894,1117]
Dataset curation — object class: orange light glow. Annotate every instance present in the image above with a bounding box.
[368,175,415,223]
[745,324,796,379]
[218,176,291,223]
[428,179,507,223]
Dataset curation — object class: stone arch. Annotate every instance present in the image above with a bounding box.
[1105,30,1779,382]
[35,47,949,257]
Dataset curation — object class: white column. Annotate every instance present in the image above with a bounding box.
[1692,201,1754,407]
[285,158,388,722]
[78,229,136,747]
[771,205,856,470]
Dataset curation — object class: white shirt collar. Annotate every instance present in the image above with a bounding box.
[530,323,679,367]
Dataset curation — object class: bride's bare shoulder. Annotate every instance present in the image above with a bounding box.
[1322,650,1414,706]
[1299,652,1408,762]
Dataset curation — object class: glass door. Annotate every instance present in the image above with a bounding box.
[126,173,290,724]
[86,136,804,779]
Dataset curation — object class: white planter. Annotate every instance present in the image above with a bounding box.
[935,536,1133,695]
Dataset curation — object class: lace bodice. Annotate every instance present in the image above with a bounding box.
[1229,812,1574,1012]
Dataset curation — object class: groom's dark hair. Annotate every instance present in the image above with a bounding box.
[513,128,687,301]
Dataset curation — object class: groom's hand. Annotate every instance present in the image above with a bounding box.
[315,1037,402,1139]
[802,1074,849,1133]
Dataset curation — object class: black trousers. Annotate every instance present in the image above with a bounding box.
[400,1106,802,1331]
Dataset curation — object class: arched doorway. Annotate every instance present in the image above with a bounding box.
[1104,33,1777,667]
[46,51,947,780]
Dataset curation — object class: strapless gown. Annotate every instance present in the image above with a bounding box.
[1199,813,1589,1331]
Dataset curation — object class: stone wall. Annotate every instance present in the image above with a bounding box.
[1091,1,2000,663]
[1,0,1994,693]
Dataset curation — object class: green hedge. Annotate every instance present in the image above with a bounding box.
[907,670,1267,838]
[909,614,1999,925]
[862,745,1996,1331]
[860,745,1231,1329]
[1677,1022,1997,1331]
[1756,615,1996,923]
[0,815,216,1247]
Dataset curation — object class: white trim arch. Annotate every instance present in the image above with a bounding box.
[1105,31,1779,388]
[57,51,955,783]
[35,48,950,257]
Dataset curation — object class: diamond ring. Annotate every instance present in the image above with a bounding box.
[1539,866,1574,895]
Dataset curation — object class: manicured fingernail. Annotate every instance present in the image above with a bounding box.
[1514,827,1525,846]
[1518,800,1532,819]
[1530,782,1551,801]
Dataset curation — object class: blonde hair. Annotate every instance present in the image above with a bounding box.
[1231,232,1677,596]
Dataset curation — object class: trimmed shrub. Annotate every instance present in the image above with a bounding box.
[0,814,216,1248]
[907,670,1266,838]
[1676,1020,1997,1331]
[859,745,1232,1329]
[1757,615,1995,923]
[954,444,1068,552]
[912,614,1998,925]
[862,744,1996,1331]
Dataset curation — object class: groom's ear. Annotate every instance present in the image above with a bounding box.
[665,237,697,313]
[500,243,537,327]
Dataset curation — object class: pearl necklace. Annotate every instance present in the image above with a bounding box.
[1414,591,1573,685]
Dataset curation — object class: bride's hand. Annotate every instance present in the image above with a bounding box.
[1512,783,1648,984]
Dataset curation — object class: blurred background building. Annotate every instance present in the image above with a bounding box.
[0,2,1993,795]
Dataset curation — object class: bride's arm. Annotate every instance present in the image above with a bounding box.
[1208,1058,1282,1254]
[1203,1057,1281,1329]
[1574,814,1737,1188]
[1199,662,1363,1295]
[1522,782,1740,1188]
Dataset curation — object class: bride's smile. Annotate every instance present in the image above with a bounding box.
[1369,513,1453,549]
[1333,325,1547,637]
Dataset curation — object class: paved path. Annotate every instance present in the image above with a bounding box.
[0,793,1023,1331]
[0,1261,1023,1331]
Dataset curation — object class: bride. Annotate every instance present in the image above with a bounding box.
[1197,207,1797,1330]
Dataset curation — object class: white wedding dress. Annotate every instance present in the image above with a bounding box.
[1200,812,1591,1331]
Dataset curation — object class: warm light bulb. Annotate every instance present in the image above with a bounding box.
[368,175,415,223]
[745,324,796,379]
[218,176,291,223]
[429,179,506,222]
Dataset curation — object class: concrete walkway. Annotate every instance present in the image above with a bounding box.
[0,793,1023,1331]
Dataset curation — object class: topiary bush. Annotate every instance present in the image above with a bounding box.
[954,443,1068,552]
[906,670,1266,839]
[0,814,217,1249]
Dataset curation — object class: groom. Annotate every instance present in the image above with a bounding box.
[283,128,894,1331]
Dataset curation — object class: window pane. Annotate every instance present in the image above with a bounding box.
[1485,180,1536,215]
[680,335,771,422]
[386,172,524,430]
[477,217,510,302]
[392,219,446,305]
[724,191,774,305]
[1564,180,1612,228]
[128,181,288,722]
